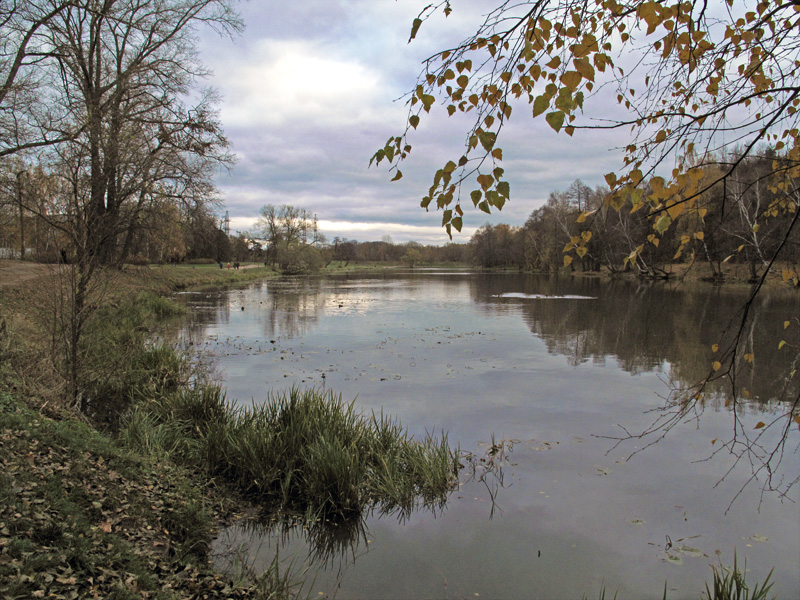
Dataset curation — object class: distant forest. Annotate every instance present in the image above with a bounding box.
[4,152,798,280]
[341,149,800,282]
[468,155,800,281]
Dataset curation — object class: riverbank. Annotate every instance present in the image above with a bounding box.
[0,262,286,598]
[0,392,261,599]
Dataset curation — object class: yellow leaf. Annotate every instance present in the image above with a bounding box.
[546,56,561,69]
[573,57,595,82]
[794,416,800,431]
[533,94,549,117]
[576,246,587,258]
[563,255,573,267]
[650,175,666,194]
[577,209,597,223]
[744,353,754,364]
[581,230,592,242]
[667,201,684,220]
[694,231,704,240]
[711,344,719,353]
[409,18,423,41]
[712,361,722,371]
[560,70,582,90]
[778,340,786,350]
[654,214,671,234]
[784,321,791,329]
[546,111,565,132]
[754,421,765,429]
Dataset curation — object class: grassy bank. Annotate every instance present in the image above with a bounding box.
[0,391,258,599]
[0,265,272,598]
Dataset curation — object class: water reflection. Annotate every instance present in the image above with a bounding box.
[212,437,512,588]
[178,275,798,406]
[214,512,371,574]
[471,274,799,403]
[178,272,799,599]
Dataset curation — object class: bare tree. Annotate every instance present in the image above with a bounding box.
[257,204,325,274]
[0,0,78,158]
[1,0,242,411]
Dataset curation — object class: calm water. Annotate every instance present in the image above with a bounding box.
[174,270,799,599]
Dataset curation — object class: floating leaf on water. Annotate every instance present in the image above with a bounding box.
[629,518,645,525]
[676,545,703,557]
[595,467,611,476]
[527,439,552,451]
[744,534,769,543]
[666,554,683,565]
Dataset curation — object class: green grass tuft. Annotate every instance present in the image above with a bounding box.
[123,385,460,520]
[702,552,776,600]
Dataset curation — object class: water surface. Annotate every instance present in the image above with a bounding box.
[175,271,799,599]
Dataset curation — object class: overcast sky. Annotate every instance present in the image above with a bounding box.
[198,0,632,245]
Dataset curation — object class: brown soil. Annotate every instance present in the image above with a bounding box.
[0,259,61,288]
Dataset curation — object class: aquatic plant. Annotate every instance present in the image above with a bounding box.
[125,385,460,520]
[702,552,775,600]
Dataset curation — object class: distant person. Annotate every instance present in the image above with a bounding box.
[60,249,67,264]
[219,261,223,269]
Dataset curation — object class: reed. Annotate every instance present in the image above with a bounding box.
[702,552,775,600]
[125,385,460,519]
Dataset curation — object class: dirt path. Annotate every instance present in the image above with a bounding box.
[0,259,59,288]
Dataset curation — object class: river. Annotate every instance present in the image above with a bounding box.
[173,270,799,599]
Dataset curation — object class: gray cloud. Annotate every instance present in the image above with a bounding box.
[199,1,631,244]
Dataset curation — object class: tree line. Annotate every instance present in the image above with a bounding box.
[249,148,800,281]
[471,152,800,281]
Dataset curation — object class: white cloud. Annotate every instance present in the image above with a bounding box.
[228,215,475,246]
[211,40,394,129]
[319,220,475,245]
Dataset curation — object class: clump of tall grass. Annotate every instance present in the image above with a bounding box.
[702,552,775,600]
[123,385,459,519]
[64,291,190,424]
[582,552,776,600]
[203,387,459,518]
